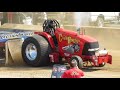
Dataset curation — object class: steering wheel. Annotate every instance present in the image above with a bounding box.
[43,19,60,36]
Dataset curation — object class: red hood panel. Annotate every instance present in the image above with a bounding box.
[79,35,98,42]
[56,28,97,43]
[56,28,77,36]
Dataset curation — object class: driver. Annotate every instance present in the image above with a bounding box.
[43,19,60,47]
[43,20,56,36]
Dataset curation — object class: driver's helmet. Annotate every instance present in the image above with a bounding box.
[48,20,55,28]
[44,20,55,36]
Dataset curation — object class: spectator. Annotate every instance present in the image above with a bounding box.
[61,60,84,78]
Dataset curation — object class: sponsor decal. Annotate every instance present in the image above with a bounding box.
[59,34,80,44]
[62,43,80,54]
[71,71,79,76]
[0,32,34,39]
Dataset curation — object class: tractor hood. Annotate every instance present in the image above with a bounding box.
[56,28,78,36]
[79,35,98,43]
[56,28,98,43]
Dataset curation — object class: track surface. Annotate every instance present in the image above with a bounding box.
[0,47,119,78]
[0,65,119,78]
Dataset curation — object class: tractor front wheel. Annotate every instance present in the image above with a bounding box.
[70,56,83,69]
[99,62,106,67]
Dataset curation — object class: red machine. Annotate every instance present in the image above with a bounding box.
[22,19,112,68]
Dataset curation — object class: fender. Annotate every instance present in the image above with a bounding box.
[35,32,56,49]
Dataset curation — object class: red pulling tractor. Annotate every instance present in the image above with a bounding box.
[21,19,112,68]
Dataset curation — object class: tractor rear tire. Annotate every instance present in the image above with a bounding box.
[70,56,83,69]
[22,35,52,67]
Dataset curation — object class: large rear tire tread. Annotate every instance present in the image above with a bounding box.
[22,35,52,67]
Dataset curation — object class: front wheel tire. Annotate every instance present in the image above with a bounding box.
[99,62,106,67]
[70,56,83,69]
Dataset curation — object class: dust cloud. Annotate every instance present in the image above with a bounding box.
[73,12,90,30]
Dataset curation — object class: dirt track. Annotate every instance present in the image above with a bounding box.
[0,26,120,78]
[0,65,120,78]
